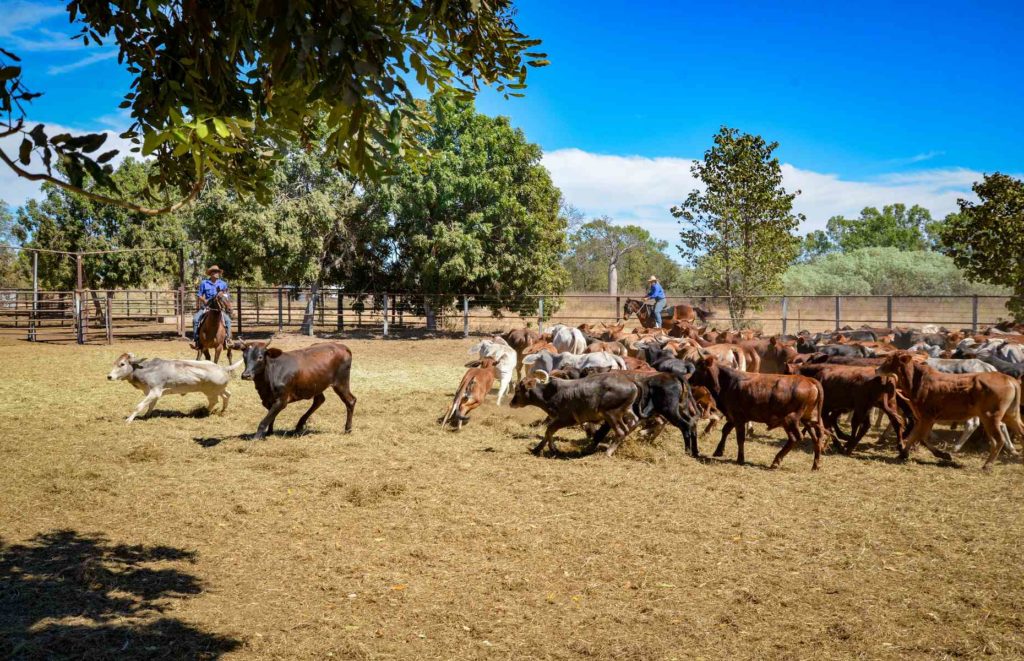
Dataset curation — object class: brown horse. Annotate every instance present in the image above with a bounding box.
[195,290,233,364]
[623,298,713,330]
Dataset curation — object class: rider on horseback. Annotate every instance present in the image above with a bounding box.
[646,275,666,328]
[190,265,232,350]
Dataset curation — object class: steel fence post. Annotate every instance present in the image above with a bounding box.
[278,288,284,333]
[972,295,979,332]
[834,295,841,331]
[382,294,389,337]
[463,295,469,338]
[780,296,788,336]
[105,291,113,344]
[886,295,893,329]
[538,297,544,333]
[236,285,242,336]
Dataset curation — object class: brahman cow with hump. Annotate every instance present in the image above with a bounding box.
[107,353,243,423]
[238,341,356,440]
[876,352,1024,470]
[690,355,829,470]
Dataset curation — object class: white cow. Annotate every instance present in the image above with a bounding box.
[107,353,243,423]
[468,336,517,405]
[548,324,587,354]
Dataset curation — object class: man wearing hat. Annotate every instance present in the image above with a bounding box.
[646,275,666,328]
[191,265,232,349]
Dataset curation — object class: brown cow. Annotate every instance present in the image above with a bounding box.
[503,328,542,381]
[238,341,356,440]
[585,341,628,357]
[739,337,797,374]
[690,356,829,470]
[876,352,1024,470]
[441,357,498,429]
[785,363,933,459]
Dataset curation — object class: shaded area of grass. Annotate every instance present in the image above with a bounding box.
[0,530,239,660]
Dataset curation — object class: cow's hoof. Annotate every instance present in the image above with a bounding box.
[768,462,780,470]
[981,464,994,473]
[936,451,953,462]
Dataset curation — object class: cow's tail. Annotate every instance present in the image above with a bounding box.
[732,347,747,372]
[633,378,656,420]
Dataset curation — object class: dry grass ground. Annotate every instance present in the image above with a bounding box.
[1,334,1022,660]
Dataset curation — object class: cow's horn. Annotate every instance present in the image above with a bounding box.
[536,370,551,384]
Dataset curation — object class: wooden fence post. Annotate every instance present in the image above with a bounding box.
[780,296,788,336]
[886,295,893,329]
[538,297,545,333]
[382,294,389,337]
[75,252,85,344]
[463,295,469,338]
[235,285,242,336]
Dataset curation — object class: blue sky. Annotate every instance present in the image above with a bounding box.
[2,0,1023,245]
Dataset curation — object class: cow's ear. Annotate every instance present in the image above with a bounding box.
[127,353,136,361]
[898,353,913,364]
[704,355,716,367]
[266,348,284,358]
[465,360,482,368]
[769,336,778,346]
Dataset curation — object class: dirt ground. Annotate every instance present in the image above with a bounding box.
[1,334,1022,660]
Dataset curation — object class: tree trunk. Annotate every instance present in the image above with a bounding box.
[424,298,437,331]
[300,282,320,336]
[608,259,618,296]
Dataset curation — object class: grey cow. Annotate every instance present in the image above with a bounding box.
[107,353,243,423]
[522,350,626,378]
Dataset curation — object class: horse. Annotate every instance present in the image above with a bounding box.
[195,290,233,364]
[623,298,713,330]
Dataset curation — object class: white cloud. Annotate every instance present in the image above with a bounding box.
[542,148,984,249]
[0,121,136,209]
[0,2,64,37]
[47,49,117,75]
[0,3,81,52]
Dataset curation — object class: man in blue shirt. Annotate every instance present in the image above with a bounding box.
[190,265,231,349]
[646,275,666,328]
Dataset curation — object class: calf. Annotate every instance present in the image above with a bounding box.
[510,371,641,456]
[502,327,541,380]
[690,356,828,470]
[239,341,356,440]
[876,352,1024,470]
[441,358,498,429]
[107,353,243,423]
[585,341,628,357]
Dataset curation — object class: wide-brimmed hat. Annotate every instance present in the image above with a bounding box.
[647,275,658,282]
[206,265,223,276]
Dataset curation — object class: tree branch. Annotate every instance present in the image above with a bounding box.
[0,147,203,216]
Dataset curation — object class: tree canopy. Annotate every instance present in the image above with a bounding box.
[13,159,185,290]
[938,173,1024,320]
[564,218,681,294]
[386,93,567,324]
[799,203,940,260]
[672,126,802,325]
[0,1,546,214]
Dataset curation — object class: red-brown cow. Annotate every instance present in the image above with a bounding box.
[503,328,542,380]
[239,341,356,440]
[690,356,829,470]
[876,352,1024,470]
[441,357,498,429]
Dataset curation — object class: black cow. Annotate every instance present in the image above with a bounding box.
[632,344,696,382]
[817,343,872,358]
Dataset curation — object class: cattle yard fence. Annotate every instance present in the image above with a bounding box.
[0,288,1014,344]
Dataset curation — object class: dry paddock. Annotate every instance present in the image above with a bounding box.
[1,335,1022,660]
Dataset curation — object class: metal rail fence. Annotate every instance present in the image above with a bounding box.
[0,288,1014,344]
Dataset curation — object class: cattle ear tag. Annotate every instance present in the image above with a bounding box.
[266,348,284,358]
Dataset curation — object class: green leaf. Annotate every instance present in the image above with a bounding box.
[195,122,209,139]
[18,138,32,165]
[212,117,229,138]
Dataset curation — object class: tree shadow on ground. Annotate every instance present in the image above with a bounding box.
[194,428,325,448]
[0,529,239,660]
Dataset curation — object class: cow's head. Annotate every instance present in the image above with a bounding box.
[768,336,798,364]
[510,370,551,408]
[691,355,721,394]
[875,351,915,389]
[107,353,138,380]
[239,341,283,381]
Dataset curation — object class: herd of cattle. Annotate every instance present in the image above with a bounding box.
[443,319,1024,471]
[104,316,1024,471]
